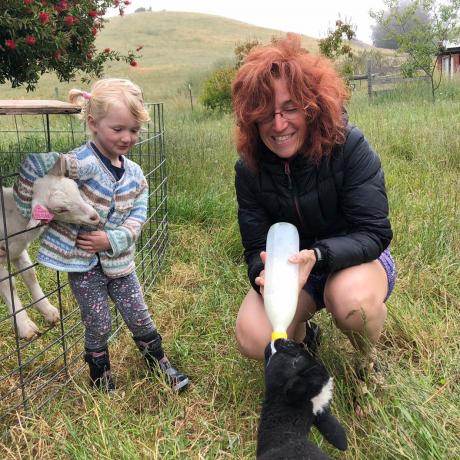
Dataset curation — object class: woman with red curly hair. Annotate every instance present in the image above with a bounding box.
[232,34,396,377]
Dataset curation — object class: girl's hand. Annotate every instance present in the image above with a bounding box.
[76,231,111,253]
[288,249,317,292]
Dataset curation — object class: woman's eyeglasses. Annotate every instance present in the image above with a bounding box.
[256,105,308,125]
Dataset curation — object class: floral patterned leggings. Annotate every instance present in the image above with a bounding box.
[68,265,156,350]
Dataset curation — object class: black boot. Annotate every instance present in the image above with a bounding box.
[84,347,116,392]
[134,331,189,393]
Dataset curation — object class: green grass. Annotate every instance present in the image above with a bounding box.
[1,16,459,457]
[1,80,458,459]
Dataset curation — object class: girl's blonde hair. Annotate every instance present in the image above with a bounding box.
[69,78,150,125]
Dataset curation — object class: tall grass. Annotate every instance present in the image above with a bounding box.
[1,80,459,459]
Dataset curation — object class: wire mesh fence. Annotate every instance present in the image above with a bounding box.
[0,100,168,427]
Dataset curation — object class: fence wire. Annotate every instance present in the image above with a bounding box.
[0,102,168,428]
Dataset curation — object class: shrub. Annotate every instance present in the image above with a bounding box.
[200,65,236,112]
[200,38,261,113]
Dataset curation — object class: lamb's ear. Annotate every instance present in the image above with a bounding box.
[48,154,66,177]
[313,408,348,451]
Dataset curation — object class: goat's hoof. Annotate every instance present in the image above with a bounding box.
[17,320,41,340]
[42,305,60,324]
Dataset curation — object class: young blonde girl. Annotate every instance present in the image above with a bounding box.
[15,79,189,392]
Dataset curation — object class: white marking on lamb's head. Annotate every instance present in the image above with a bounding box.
[311,377,333,415]
[29,156,100,228]
[264,339,331,405]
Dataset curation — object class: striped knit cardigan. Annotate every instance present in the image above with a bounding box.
[13,143,148,278]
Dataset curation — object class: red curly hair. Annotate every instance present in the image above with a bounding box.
[232,33,349,171]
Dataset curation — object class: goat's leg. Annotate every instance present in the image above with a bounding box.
[14,250,60,325]
[0,264,40,339]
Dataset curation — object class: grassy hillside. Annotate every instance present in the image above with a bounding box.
[0,11,320,102]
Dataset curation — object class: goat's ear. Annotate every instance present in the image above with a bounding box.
[48,154,66,177]
[313,408,348,451]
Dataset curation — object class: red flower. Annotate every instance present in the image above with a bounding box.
[55,0,68,12]
[39,12,50,23]
[25,35,37,46]
[104,48,111,53]
[41,0,47,5]
[88,10,97,17]
[54,50,63,60]
[23,0,33,5]
[64,15,78,26]
[86,53,93,60]
[113,0,120,5]
[5,39,17,50]
[91,27,97,36]
[130,60,138,67]
[124,0,131,5]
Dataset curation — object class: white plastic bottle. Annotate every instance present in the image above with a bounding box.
[264,222,300,341]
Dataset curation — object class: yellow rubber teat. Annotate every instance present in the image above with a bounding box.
[271,331,288,341]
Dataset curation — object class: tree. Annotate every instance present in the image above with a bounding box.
[1,0,139,91]
[234,38,262,69]
[319,20,355,60]
[318,20,356,85]
[371,0,430,49]
[370,0,460,101]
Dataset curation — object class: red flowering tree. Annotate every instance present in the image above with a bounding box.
[1,0,139,90]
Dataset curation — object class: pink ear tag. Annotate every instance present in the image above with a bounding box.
[32,204,55,223]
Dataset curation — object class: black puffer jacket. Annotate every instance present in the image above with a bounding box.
[235,125,393,292]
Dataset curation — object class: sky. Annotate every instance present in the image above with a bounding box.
[120,0,387,45]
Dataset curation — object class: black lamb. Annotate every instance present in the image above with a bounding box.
[256,339,347,460]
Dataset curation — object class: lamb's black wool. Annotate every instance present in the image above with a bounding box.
[257,339,347,460]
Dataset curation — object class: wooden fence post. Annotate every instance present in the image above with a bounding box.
[188,83,194,112]
[367,60,373,98]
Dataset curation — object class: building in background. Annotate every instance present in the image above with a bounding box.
[437,41,460,78]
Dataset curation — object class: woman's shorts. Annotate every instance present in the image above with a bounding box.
[303,247,396,309]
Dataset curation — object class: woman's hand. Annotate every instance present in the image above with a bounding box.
[256,249,316,295]
[255,251,268,296]
[76,231,111,253]
[288,249,317,292]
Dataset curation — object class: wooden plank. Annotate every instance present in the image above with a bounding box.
[0,100,81,115]
[352,74,369,81]
[373,75,431,85]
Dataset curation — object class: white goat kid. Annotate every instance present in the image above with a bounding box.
[0,155,99,339]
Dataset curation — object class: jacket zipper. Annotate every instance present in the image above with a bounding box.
[284,161,306,232]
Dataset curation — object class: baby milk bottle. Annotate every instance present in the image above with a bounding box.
[263,222,300,341]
